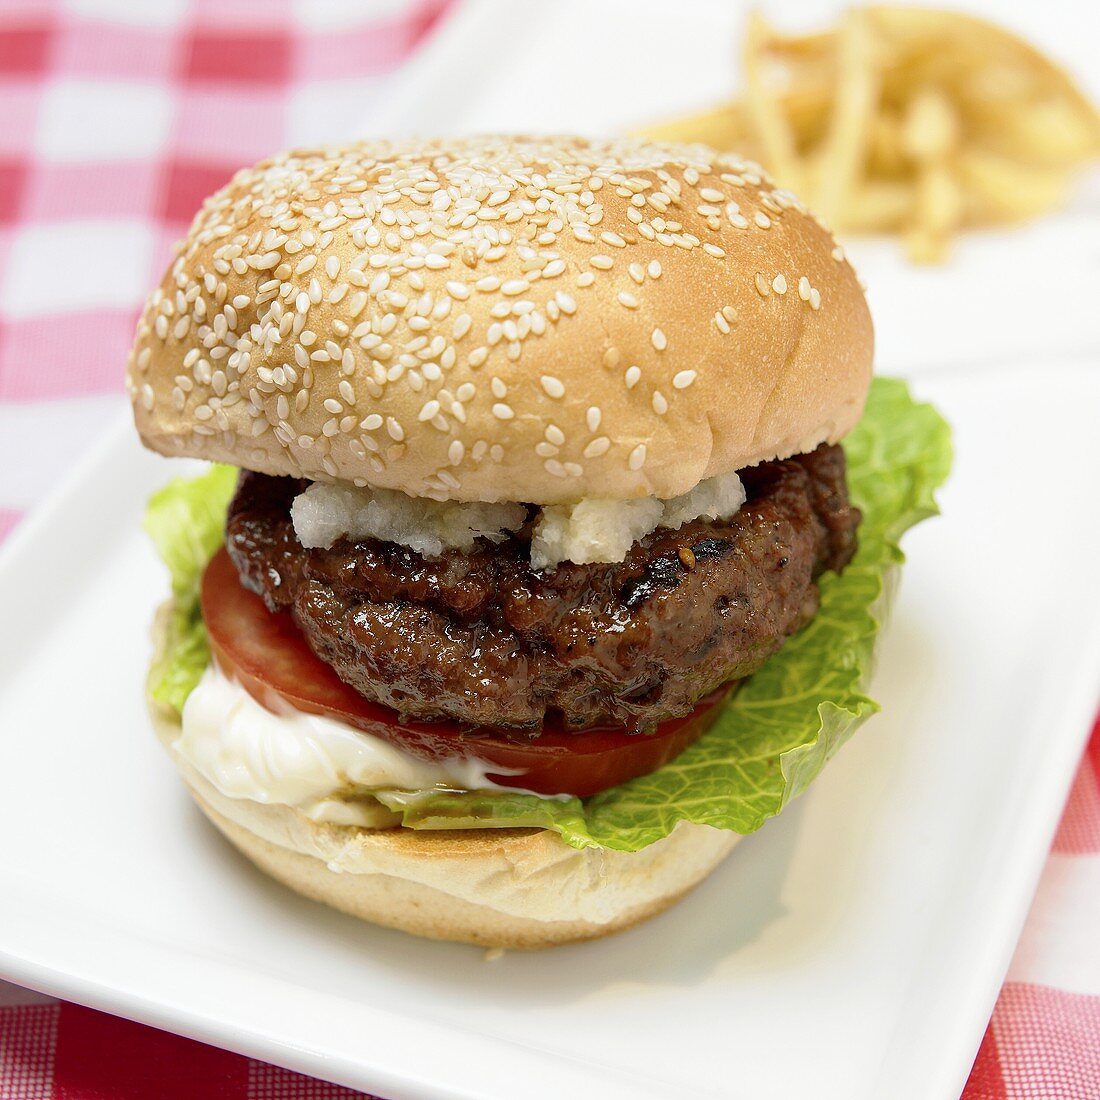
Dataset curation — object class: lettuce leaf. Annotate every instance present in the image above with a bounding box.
[145,377,951,852]
[144,464,238,713]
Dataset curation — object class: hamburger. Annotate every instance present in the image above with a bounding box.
[130,135,946,948]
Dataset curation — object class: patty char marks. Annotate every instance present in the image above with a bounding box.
[225,443,859,734]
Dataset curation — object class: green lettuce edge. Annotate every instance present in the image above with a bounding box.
[145,377,952,853]
[144,463,238,714]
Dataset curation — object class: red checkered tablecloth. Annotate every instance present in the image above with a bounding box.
[0,2,1097,1097]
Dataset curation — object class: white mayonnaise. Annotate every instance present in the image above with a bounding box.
[175,663,523,824]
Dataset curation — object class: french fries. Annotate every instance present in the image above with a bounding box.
[638,6,1100,262]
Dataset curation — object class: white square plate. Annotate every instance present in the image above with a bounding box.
[1,358,1098,1100]
[3,1,1099,1095]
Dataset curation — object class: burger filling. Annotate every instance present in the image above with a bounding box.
[224,442,859,736]
[290,468,749,571]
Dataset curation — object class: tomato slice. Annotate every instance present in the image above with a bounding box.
[200,546,727,798]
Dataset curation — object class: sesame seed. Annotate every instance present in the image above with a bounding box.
[678,547,696,569]
[810,288,822,310]
[754,211,771,229]
[545,424,565,446]
[133,137,797,493]
[714,311,731,334]
[772,273,788,294]
[628,443,647,470]
[673,370,697,389]
[492,402,514,420]
[755,273,771,297]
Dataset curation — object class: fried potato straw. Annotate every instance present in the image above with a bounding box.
[641,6,1100,262]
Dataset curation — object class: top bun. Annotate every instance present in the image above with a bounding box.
[128,135,872,504]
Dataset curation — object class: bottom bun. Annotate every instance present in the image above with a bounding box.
[149,608,739,947]
[193,788,737,948]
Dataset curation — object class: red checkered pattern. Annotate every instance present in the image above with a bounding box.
[0,2,1096,1098]
[0,0,444,1096]
[959,714,1100,1100]
[0,999,379,1099]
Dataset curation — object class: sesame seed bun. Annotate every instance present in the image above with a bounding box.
[129,135,872,504]
[148,606,738,948]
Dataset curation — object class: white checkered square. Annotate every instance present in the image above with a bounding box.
[60,0,189,27]
[36,79,173,161]
[0,220,154,317]
[285,76,387,146]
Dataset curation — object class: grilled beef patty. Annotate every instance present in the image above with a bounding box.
[225,443,859,734]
